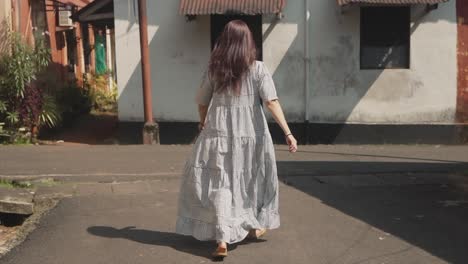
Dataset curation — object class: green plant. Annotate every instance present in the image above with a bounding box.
[0,178,33,189]
[39,94,62,128]
[0,100,12,143]
[5,111,19,126]
[0,33,42,98]
[0,122,8,140]
[64,83,92,114]
[0,32,56,143]
[84,72,117,113]
[92,86,117,112]
[34,37,50,70]
[53,82,92,128]
[0,100,6,112]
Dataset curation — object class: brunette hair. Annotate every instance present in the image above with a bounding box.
[208,20,257,95]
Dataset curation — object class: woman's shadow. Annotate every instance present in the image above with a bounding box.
[87,226,266,261]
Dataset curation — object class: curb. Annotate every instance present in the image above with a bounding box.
[0,173,181,183]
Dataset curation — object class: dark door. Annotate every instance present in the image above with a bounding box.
[210,15,263,61]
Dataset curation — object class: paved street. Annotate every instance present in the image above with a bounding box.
[0,145,467,263]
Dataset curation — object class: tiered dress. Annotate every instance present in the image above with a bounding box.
[175,60,280,244]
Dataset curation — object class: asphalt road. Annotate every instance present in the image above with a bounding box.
[0,144,467,263]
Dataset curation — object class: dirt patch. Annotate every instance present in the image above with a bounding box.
[0,197,60,258]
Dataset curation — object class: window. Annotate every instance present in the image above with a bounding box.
[360,6,410,69]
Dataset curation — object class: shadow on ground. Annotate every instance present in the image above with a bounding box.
[87,226,265,260]
[277,159,468,264]
[276,147,468,176]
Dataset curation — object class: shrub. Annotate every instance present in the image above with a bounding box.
[0,31,60,144]
[54,82,93,127]
[84,72,117,113]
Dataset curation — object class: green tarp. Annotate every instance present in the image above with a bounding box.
[95,33,106,75]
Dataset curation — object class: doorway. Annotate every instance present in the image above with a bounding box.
[210,15,263,61]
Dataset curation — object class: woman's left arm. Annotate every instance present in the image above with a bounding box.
[198,104,209,130]
[195,70,214,131]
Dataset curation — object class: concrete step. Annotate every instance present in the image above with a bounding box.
[0,188,34,215]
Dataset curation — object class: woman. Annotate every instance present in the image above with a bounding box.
[175,20,298,259]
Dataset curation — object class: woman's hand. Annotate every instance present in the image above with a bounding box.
[198,122,205,131]
[265,100,297,153]
[286,134,298,153]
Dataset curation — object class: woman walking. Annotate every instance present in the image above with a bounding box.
[175,20,298,259]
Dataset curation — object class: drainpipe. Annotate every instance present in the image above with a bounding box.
[137,0,159,144]
[304,0,310,144]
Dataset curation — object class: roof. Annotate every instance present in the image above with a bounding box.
[71,0,113,27]
[337,0,450,5]
[56,0,94,8]
[179,0,287,15]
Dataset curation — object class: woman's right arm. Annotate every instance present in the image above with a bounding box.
[265,99,298,153]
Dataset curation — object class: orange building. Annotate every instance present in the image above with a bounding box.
[0,0,99,87]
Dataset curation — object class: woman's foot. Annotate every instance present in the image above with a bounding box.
[212,241,228,259]
[247,228,267,239]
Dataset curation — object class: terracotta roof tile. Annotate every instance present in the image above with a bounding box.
[179,0,286,15]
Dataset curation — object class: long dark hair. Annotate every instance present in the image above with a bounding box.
[208,20,257,95]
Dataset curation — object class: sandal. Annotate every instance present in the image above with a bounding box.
[211,246,228,259]
[247,228,267,239]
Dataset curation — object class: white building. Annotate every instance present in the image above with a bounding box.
[114,0,467,144]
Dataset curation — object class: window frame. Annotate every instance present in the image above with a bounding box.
[359,5,411,70]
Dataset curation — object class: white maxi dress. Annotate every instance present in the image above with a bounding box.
[175,60,280,244]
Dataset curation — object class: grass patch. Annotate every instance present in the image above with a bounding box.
[33,178,60,187]
[0,178,62,190]
[0,179,33,189]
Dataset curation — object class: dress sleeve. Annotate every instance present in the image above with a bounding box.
[257,61,279,102]
[195,70,214,106]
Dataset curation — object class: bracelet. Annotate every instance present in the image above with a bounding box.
[285,133,292,137]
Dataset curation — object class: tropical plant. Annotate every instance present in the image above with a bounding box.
[83,72,118,113]
[39,94,62,129]
[1,33,38,98]
[0,100,7,113]
[58,82,93,114]
[0,31,59,143]
[92,85,117,112]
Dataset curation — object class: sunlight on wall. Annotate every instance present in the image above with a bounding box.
[263,23,298,74]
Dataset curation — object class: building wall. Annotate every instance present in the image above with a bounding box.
[114,0,210,122]
[114,0,458,126]
[0,0,12,54]
[18,0,34,46]
[43,0,90,85]
[0,1,11,22]
[262,3,305,122]
[310,1,457,124]
[114,0,306,122]
[1,0,36,52]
